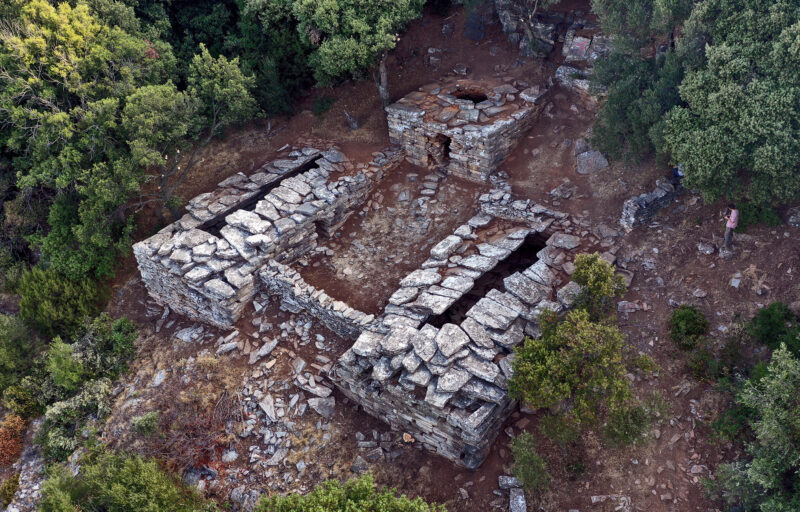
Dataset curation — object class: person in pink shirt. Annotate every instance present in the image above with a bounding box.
[724,203,739,248]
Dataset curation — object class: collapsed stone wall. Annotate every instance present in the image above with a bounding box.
[330,197,585,469]
[386,79,545,182]
[134,146,404,328]
[620,177,683,232]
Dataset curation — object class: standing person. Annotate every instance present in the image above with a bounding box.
[724,203,739,248]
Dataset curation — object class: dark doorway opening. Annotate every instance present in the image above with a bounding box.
[427,134,451,168]
[197,155,322,238]
[428,232,547,328]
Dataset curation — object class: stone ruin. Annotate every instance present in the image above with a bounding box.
[133,145,404,328]
[386,79,547,182]
[261,188,587,469]
[620,176,683,232]
[135,76,597,471]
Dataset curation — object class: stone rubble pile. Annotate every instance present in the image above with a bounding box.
[620,177,683,232]
[331,195,586,469]
[386,78,546,182]
[134,146,404,328]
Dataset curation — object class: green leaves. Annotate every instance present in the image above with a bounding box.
[509,309,632,425]
[290,0,425,84]
[254,473,446,511]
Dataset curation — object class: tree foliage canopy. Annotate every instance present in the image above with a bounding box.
[290,0,425,84]
[509,309,632,424]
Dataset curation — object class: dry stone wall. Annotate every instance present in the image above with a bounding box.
[260,260,374,340]
[330,196,585,469]
[134,145,404,328]
[386,79,545,182]
[620,177,683,232]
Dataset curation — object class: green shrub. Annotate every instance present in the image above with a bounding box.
[538,414,580,448]
[2,384,42,418]
[132,412,160,437]
[254,473,446,511]
[39,450,217,512]
[748,302,800,355]
[738,202,783,231]
[511,432,550,495]
[509,309,632,425]
[0,473,19,506]
[603,392,669,448]
[603,405,650,447]
[312,95,336,116]
[37,379,113,461]
[708,346,800,511]
[711,404,752,442]
[571,253,627,319]
[46,341,86,395]
[18,267,104,339]
[0,314,39,394]
[669,305,708,349]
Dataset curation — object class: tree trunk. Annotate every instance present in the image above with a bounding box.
[377,53,391,109]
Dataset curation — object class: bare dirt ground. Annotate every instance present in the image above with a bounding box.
[98,2,800,512]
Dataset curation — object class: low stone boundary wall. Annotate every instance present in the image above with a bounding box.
[260,260,374,340]
[620,177,683,232]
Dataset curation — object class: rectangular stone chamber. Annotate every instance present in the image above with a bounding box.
[134,145,404,328]
[330,200,584,470]
[386,79,547,182]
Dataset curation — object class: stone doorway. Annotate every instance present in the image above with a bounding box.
[426,133,451,168]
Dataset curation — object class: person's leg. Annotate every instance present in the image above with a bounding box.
[724,227,732,247]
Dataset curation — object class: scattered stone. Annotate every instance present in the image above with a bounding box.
[308,397,335,419]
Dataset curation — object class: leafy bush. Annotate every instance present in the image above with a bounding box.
[0,473,19,506]
[17,267,104,339]
[312,95,336,116]
[0,314,39,394]
[708,346,800,511]
[603,405,649,447]
[509,309,632,424]
[603,392,670,447]
[538,414,580,448]
[39,450,217,512]
[254,473,446,511]
[45,341,86,395]
[738,202,783,231]
[37,379,113,461]
[132,412,160,437]
[2,384,41,418]
[748,302,800,356]
[669,305,708,349]
[511,432,551,495]
[0,414,26,467]
[571,253,627,319]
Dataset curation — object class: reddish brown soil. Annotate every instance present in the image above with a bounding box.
[298,161,488,315]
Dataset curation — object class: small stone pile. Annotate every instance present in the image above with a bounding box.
[386,78,545,182]
[134,146,404,328]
